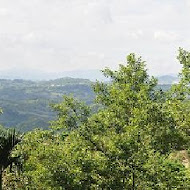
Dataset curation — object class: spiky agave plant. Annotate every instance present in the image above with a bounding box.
[0,128,22,190]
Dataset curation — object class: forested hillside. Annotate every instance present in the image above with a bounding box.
[0,77,170,131]
[0,78,94,131]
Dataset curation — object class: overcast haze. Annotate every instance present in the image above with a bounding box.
[0,0,190,77]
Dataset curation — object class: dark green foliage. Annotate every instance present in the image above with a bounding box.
[0,127,22,190]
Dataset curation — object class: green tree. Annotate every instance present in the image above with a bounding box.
[14,129,63,189]
[57,53,189,189]
[0,128,22,190]
[50,95,91,132]
[10,49,190,189]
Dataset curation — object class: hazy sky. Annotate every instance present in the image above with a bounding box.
[0,0,190,75]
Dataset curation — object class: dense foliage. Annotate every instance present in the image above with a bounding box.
[1,49,190,189]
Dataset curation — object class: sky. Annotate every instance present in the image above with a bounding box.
[0,0,190,76]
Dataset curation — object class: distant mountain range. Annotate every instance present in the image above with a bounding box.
[0,69,178,84]
[156,75,179,84]
[0,69,106,81]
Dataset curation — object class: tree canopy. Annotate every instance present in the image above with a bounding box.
[2,48,190,189]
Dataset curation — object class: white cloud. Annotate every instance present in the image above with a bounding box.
[128,30,144,39]
[0,8,9,16]
[154,31,179,42]
[0,0,189,75]
[186,0,190,7]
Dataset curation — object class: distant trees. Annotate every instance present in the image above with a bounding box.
[0,78,94,132]
[3,48,190,189]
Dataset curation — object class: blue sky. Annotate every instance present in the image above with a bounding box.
[0,0,190,76]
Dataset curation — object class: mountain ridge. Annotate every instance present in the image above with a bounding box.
[0,69,178,84]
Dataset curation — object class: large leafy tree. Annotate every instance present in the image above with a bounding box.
[9,49,190,189]
[56,52,189,189]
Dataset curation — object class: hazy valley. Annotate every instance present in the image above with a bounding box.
[0,75,173,131]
